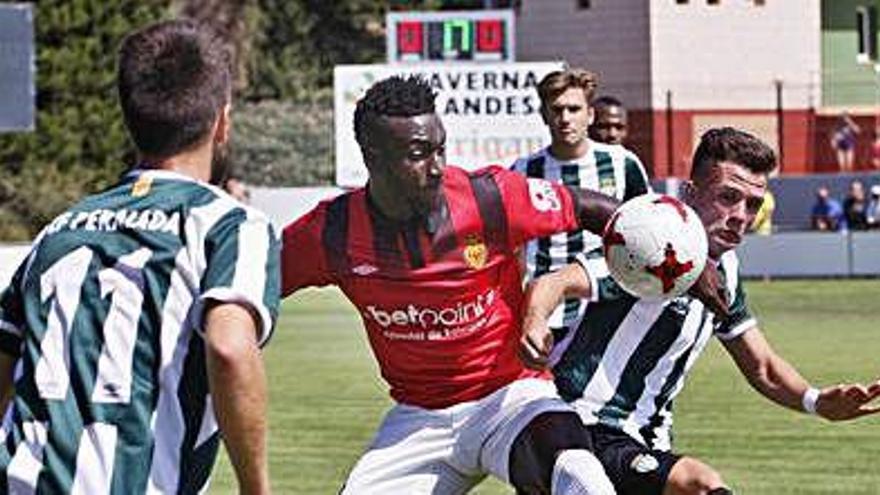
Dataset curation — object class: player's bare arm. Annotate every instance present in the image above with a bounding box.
[205,301,271,495]
[519,263,592,370]
[0,351,14,414]
[724,327,880,420]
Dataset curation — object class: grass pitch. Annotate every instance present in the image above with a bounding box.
[210,280,880,494]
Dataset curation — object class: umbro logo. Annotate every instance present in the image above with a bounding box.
[352,263,378,276]
[630,453,659,474]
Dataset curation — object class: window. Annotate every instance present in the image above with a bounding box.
[676,0,688,4]
[707,0,720,5]
[754,0,765,5]
[857,5,878,63]
[578,0,591,8]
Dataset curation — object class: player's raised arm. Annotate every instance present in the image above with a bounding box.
[520,263,593,370]
[565,185,620,237]
[723,326,880,421]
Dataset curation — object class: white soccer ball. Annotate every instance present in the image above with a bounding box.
[602,193,708,300]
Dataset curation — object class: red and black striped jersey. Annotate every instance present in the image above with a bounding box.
[282,165,581,409]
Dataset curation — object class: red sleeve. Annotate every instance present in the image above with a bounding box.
[490,166,579,248]
[281,204,334,296]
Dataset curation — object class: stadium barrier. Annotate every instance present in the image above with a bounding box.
[3,187,878,288]
[737,231,880,278]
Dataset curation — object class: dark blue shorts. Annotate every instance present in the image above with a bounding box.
[588,424,682,495]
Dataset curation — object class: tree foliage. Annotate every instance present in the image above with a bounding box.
[243,0,385,102]
[0,0,391,240]
[0,0,168,240]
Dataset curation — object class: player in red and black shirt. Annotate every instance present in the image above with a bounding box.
[282,76,726,494]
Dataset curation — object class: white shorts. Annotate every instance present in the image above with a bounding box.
[341,377,574,494]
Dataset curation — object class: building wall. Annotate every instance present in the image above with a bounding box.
[821,0,880,108]
[641,109,815,178]
[649,0,821,110]
[515,0,652,108]
[514,0,834,176]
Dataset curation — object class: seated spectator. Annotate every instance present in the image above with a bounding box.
[843,180,869,230]
[811,186,845,231]
[868,185,880,229]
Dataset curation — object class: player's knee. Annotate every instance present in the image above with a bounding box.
[552,449,615,495]
[666,456,728,495]
[508,411,593,494]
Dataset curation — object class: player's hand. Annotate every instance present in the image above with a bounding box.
[518,314,554,370]
[688,262,729,319]
[816,380,880,421]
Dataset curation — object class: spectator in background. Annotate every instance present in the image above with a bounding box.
[843,180,869,230]
[750,189,775,235]
[871,127,880,169]
[830,112,861,172]
[867,184,880,228]
[224,175,251,204]
[811,185,845,231]
[588,95,628,146]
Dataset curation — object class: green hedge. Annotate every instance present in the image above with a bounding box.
[230,101,334,186]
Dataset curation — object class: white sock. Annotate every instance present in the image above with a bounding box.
[551,449,616,495]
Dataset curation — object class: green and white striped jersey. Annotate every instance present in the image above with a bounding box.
[556,250,755,452]
[0,169,280,494]
[510,141,650,335]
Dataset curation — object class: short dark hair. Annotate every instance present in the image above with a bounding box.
[118,19,231,159]
[354,75,437,149]
[691,127,777,181]
[592,95,624,111]
[537,68,598,107]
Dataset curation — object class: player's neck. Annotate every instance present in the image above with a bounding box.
[139,141,213,183]
[367,183,418,222]
[549,139,590,162]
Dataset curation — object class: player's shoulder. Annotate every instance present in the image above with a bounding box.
[718,250,741,272]
[591,140,642,164]
[718,250,743,293]
[510,147,550,172]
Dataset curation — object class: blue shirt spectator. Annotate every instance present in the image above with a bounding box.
[811,186,846,231]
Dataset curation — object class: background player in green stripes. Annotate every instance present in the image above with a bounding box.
[520,127,880,495]
[588,95,630,147]
[0,20,279,494]
[511,68,651,361]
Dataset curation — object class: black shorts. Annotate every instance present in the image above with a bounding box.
[588,424,681,495]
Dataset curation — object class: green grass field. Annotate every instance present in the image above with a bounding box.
[210,280,880,494]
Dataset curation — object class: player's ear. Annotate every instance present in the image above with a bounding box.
[587,106,595,127]
[214,102,231,146]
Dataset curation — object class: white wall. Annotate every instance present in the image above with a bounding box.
[649,0,821,110]
[0,187,343,289]
[250,186,345,231]
[516,0,652,108]
[0,244,30,289]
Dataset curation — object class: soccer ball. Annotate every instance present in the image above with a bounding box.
[602,193,708,300]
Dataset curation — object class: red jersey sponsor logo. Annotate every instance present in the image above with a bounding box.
[363,289,496,341]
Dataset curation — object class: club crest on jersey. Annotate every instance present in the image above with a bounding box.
[599,177,617,197]
[463,234,487,269]
[630,453,659,474]
[526,178,561,212]
[132,175,153,197]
